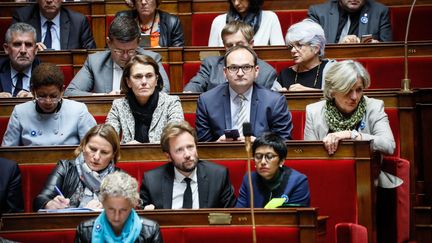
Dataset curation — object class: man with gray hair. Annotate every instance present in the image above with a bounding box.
[184,20,278,92]
[65,16,170,96]
[1,22,39,98]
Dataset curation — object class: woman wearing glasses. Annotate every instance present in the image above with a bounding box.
[34,123,121,211]
[277,19,336,92]
[1,63,96,146]
[119,0,184,47]
[106,54,183,144]
[236,133,310,208]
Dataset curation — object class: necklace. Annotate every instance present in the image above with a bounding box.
[140,11,158,34]
[294,63,321,88]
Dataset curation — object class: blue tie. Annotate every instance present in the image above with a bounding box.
[43,21,53,49]
[13,72,24,97]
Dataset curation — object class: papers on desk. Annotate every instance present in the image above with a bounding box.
[38,207,103,213]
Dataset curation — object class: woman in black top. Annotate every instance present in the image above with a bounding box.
[278,19,335,91]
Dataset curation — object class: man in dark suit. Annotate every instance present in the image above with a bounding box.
[308,0,392,43]
[1,22,39,98]
[12,0,96,50]
[184,20,278,92]
[196,45,293,142]
[140,121,236,209]
[0,158,24,214]
[64,16,170,96]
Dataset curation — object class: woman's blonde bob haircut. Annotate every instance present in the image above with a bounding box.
[323,60,370,100]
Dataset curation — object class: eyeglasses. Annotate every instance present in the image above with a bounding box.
[35,95,61,104]
[112,48,137,56]
[226,65,255,74]
[254,153,279,163]
[287,42,308,51]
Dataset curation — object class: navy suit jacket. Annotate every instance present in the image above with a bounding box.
[196,83,293,141]
[12,4,96,49]
[308,0,392,43]
[140,160,236,209]
[0,57,40,96]
[0,158,24,214]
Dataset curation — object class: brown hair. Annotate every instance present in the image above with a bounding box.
[120,54,163,94]
[221,20,254,44]
[30,63,64,91]
[74,124,121,163]
[160,121,196,153]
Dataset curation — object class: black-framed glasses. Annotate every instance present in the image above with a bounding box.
[254,153,279,163]
[226,65,255,74]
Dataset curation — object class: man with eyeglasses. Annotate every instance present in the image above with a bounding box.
[140,121,236,209]
[1,23,39,98]
[236,133,310,208]
[183,20,279,93]
[65,16,169,96]
[196,45,293,142]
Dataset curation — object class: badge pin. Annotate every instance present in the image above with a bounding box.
[281,194,289,203]
[30,130,37,137]
[361,14,368,24]
[95,224,102,232]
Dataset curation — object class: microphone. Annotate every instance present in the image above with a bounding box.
[242,122,256,243]
[402,0,417,92]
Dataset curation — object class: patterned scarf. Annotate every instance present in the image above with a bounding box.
[325,97,366,132]
[226,10,262,35]
[73,153,115,207]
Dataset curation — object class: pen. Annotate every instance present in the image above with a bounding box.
[54,185,65,198]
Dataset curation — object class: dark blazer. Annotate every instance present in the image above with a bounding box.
[184,56,277,92]
[116,9,185,47]
[140,160,236,209]
[236,166,310,208]
[196,83,293,141]
[0,158,24,214]
[12,4,96,49]
[308,0,392,43]
[0,57,40,96]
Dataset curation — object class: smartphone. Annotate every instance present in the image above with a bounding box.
[361,34,373,43]
[224,129,240,140]
[139,34,151,47]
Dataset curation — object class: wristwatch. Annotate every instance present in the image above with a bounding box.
[351,130,360,140]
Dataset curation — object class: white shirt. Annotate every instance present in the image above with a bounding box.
[208,11,285,47]
[112,62,123,92]
[229,85,253,129]
[10,65,32,94]
[40,13,61,50]
[172,167,199,209]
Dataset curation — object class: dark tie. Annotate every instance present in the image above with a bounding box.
[13,72,24,97]
[43,21,53,49]
[182,177,192,209]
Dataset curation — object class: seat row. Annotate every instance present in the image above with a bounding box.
[0,140,408,243]
[0,2,431,47]
[1,42,431,92]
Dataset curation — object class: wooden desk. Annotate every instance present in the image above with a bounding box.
[0,208,326,242]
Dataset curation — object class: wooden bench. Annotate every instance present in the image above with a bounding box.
[0,208,326,243]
